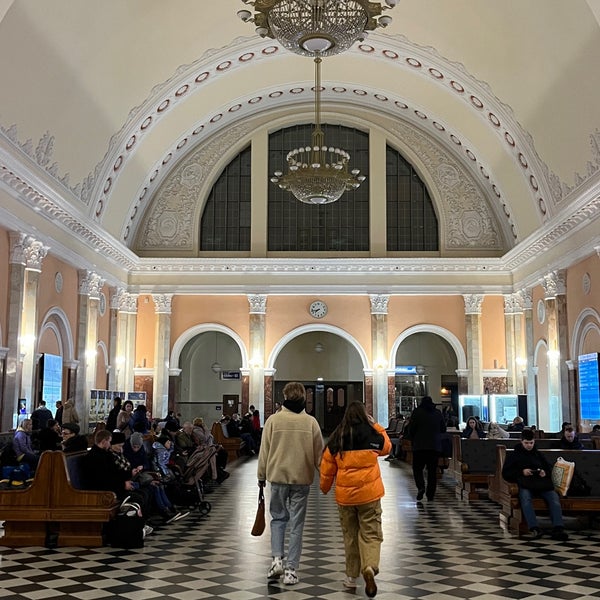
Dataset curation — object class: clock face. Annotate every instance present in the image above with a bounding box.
[309,300,328,319]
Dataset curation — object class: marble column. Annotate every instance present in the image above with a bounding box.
[262,370,273,418]
[3,233,48,430]
[152,294,173,420]
[542,270,569,424]
[76,270,104,433]
[370,294,390,425]
[248,294,267,415]
[521,289,537,425]
[503,294,517,393]
[463,294,484,394]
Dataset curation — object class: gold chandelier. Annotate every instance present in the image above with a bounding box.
[237,0,398,57]
[271,55,365,204]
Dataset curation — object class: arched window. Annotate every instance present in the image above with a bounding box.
[386,145,438,251]
[200,145,251,251]
[268,124,370,252]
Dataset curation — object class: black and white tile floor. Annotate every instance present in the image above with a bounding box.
[2,457,600,599]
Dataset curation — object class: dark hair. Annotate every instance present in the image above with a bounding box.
[123,400,134,410]
[327,401,371,457]
[521,428,535,441]
[47,418,57,428]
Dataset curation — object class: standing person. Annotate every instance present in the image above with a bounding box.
[407,396,446,502]
[320,401,391,598]
[502,428,568,540]
[61,398,80,425]
[31,400,53,431]
[54,401,63,426]
[117,400,134,437]
[257,382,324,586]
[105,396,122,432]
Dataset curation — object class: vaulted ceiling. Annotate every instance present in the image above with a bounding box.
[0,0,598,292]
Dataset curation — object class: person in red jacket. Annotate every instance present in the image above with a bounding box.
[320,401,391,598]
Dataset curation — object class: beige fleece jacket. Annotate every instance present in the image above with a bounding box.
[257,407,324,485]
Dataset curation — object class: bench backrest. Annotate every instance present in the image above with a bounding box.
[65,451,89,489]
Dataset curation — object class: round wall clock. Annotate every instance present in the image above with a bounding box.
[309,300,328,319]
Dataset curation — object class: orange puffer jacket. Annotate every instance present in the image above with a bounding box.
[320,422,391,506]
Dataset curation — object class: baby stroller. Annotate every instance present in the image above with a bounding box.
[167,445,217,517]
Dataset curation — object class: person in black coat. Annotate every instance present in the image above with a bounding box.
[37,419,62,452]
[81,430,135,500]
[61,422,89,454]
[31,401,54,431]
[407,396,446,502]
[105,396,122,432]
[502,429,568,540]
[559,426,584,450]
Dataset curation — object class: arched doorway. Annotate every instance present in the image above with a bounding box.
[272,330,365,433]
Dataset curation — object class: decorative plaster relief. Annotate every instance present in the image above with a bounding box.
[463,294,484,314]
[391,123,506,251]
[135,125,252,251]
[369,295,389,314]
[248,294,267,314]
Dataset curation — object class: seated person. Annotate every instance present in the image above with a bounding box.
[559,426,584,450]
[507,416,525,431]
[61,422,89,453]
[38,418,62,452]
[81,430,135,500]
[12,418,39,471]
[225,413,257,455]
[502,428,568,540]
[152,432,176,481]
[487,421,510,439]
[591,424,600,439]
[192,417,229,482]
[174,421,197,457]
[462,416,486,439]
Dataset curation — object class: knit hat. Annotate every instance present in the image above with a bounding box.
[130,432,144,447]
[62,422,80,435]
[111,431,126,444]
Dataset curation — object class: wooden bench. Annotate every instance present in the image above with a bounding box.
[0,450,118,547]
[211,422,245,463]
[450,437,583,501]
[493,446,600,536]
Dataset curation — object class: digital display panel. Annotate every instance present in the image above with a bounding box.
[579,353,600,420]
[41,353,63,405]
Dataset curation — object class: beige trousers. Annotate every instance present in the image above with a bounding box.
[337,499,383,578]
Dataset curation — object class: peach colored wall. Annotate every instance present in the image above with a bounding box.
[37,255,79,359]
[0,227,8,346]
[38,328,61,355]
[170,295,251,351]
[481,295,507,369]
[387,296,467,357]
[136,294,157,368]
[266,296,372,360]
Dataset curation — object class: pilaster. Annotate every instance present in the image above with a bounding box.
[248,294,267,414]
[463,294,484,394]
[370,294,389,424]
[152,293,173,420]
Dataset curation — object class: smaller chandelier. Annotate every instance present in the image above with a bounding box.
[270,56,366,204]
[238,0,398,57]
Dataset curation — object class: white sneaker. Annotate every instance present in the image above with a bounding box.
[283,568,298,585]
[343,576,357,589]
[142,525,153,538]
[267,556,284,579]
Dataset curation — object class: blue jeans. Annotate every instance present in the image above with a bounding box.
[269,483,310,569]
[518,487,564,529]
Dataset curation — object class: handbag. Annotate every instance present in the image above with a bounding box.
[251,484,266,536]
[551,456,575,497]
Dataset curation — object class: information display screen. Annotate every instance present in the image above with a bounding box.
[579,353,600,420]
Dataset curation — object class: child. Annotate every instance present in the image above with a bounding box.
[320,402,391,598]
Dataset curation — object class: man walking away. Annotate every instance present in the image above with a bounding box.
[257,382,324,586]
[407,396,446,502]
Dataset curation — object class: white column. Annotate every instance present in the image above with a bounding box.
[248,294,267,414]
[370,294,390,425]
[463,294,484,394]
[152,294,173,420]
[76,270,104,433]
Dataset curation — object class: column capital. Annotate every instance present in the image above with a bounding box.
[78,270,104,299]
[114,289,138,313]
[152,293,173,314]
[9,232,49,271]
[542,270,566,299]
[248,294,267,314]
[463,294,484,314]
[518,288,533,310]
[369,294,389,315]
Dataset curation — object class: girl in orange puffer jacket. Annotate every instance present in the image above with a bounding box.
[320,401,391,598]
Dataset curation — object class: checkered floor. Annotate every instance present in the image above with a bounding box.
[3,457,600,600]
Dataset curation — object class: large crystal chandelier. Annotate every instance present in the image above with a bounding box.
[271,55,366,204]
[238,0,398,57]
[238,0,399,204]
